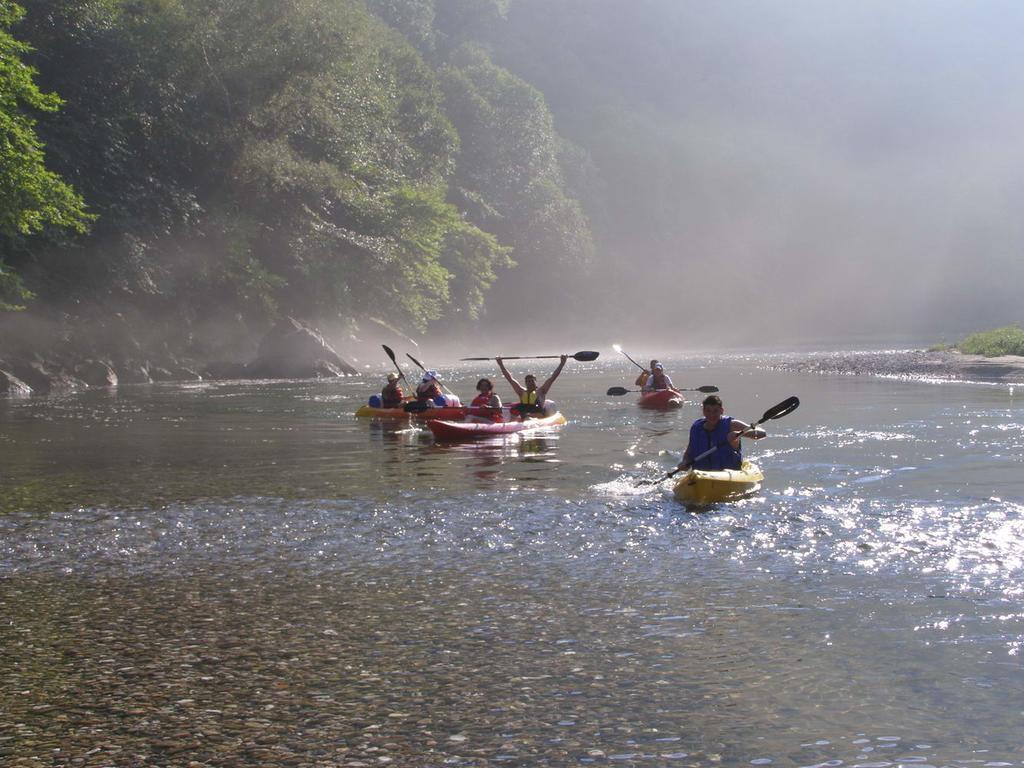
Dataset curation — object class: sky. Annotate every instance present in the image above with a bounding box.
[499,0,1024,346]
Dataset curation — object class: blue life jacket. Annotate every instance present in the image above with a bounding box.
[688,416,741,471]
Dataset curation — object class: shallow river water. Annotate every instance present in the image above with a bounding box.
[1,352,1022,767]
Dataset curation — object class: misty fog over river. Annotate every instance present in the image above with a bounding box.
[2,352,1022,766]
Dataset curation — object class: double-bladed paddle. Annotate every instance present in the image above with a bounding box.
[459,350,600,362]
[382,344,408,382]
[606,385,719,396]
[612,344,647,372]
[406,352,456,396]
[638,395,800,486]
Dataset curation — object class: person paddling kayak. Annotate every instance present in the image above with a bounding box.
[641,362,674,392]
[635,359,659,388]
[468,378,503,422]
[497,355,567,418]
[381,372,405,408]
[677,394,766,471]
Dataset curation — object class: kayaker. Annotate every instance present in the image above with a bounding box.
[381,372,405,408]
[497,355,567,418]
[468,378,503,423]
[677,395,766,471]
[641,362,674,392]
[415,370,461,408]
[635,359,659,388]
[416,370,444,405]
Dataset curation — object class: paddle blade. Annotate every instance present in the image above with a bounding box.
[758,395,800,424]
[572,351,601,362]
[696,385,719,393]
[382,344,398,363]
[459,356,491,361]
[406,353,426,371]
[403,401,430,413]
[612,344,623,353]
[606,387,630,396]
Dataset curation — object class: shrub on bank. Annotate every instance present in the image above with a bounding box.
[956,326,1024,357]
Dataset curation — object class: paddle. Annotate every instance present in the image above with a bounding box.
[405,352,456,396]
[458,351,600,362]
[607,385,719,396]
[638,395,800,486]
[612,343,647,372]
[382,344,408,383]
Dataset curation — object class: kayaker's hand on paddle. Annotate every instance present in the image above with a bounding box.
[560,354,568,364]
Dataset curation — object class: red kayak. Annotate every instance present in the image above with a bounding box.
[638,389,684,409]
[428,412,567,441]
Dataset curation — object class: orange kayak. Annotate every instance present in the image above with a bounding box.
[638,389,684,409]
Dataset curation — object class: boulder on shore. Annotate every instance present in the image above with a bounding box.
[75,359,119,387]
[0,369,32,396]
[248,317,358,379]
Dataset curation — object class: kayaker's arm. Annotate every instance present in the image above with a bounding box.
[496,357,524,396]
[729,419,766,449]
[539,354,568,396]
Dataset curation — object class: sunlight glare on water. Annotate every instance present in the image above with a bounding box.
[1,354,1023,765]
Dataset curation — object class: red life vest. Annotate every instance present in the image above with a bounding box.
[470,391,502,422]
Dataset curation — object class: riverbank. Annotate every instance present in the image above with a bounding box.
[769,348,1024,384]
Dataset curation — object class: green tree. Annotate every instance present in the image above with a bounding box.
[0,0,89,309]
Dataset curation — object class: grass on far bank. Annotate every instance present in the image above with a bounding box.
[944,325,1024,357]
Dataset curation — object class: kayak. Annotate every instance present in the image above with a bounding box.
[355,404,468,420]
[428,412,567,441]
[672,461,764,504]
[638,389,684,409]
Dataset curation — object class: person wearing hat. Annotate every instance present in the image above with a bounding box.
[677,394,766,472]
[641,361,674,392]
[381,372,405,408]
[635,359,659,388]
[415,370,444,404]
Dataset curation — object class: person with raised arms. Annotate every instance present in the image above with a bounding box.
[677,394,766,472]
[497,355,567,418]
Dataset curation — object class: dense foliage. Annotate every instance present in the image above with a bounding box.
[0,0,90,309]
[956,326,1024,357]
[1,0,588,358]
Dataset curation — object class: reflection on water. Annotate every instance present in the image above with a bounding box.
[1,356,1023,765]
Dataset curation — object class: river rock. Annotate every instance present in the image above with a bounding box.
[10,361,86,393]
[249,317,358,379]
[74,359,119,387]
[0,369,32,395]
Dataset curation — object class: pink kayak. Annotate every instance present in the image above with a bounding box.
[638,389,684,409]
[428,412,567,441]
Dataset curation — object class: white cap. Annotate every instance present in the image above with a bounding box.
[653,363,664,371]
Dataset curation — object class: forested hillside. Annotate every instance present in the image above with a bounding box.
[4,0,1024,390]
[0,0,591,382]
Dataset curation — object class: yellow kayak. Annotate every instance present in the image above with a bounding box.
[672,461,763,504]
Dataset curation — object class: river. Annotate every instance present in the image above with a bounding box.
[1,351,1022,767]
